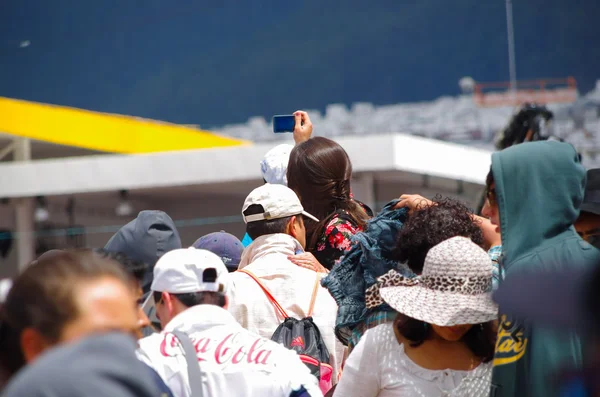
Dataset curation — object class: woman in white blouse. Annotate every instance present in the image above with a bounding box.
[334,236,498,397]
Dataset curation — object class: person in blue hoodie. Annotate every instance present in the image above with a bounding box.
[481,140,600,397]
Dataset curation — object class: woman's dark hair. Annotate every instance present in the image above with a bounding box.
[0,250,130,377]
[392,196,484,274]
[485,168,496,204]
[243,204,294,240]
[287,137,368,250]
[486,168,494,189]
[394,313,497,363]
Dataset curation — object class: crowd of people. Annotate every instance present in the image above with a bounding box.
[1,110,600,397]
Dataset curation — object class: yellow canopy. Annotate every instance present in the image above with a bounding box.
[0,96,246,153]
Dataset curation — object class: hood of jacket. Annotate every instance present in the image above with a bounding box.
[492,140,586,267]
[238,233,303,270]
[104,210,181,293]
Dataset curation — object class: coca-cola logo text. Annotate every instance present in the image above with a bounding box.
[160,332,273,366]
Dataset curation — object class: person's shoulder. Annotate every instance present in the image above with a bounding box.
[321,212,343,232]
[347,322,396,368]
[311,288,339,320]
[349,322,395,352]
[321,212,362,240]
[138,331,164,349]
[365,322,398,352]
[367,321,395,339]
[326,211,358,227]
[514,234,600,271]
[227,267,265,297]
[137,331,168,362]
[4,333,156,397]
[354,199,374,217]
[228,269,246,283]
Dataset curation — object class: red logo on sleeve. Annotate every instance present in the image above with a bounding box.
[290,336,305,349]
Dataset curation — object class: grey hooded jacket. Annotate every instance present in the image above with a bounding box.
[104,210,182,295]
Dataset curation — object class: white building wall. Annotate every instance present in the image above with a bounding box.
[0,173,484,278]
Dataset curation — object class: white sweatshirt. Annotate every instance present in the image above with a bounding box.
[137,304,322,397]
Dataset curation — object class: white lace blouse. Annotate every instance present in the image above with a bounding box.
[333,323,492,397]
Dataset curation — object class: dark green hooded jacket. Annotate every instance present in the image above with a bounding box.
[490,141,600,397]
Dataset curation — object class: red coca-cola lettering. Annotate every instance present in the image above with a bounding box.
[160,333,209,361]
[232,346,246,364]
[254,349,271,365]
[247,338,272,365]
[195,338,211,354]
[192,337,209,362]
[160,332,274,366]
[160,333,178,357]
[214,333,234,364]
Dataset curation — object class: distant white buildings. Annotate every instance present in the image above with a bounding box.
[216,80,600,167]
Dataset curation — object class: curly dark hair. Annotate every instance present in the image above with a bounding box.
[394,313,497,363]
[392,196,484,274]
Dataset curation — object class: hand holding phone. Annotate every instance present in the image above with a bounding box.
[293,111,312,144]
[273,115,296,133]
[272,111,313,144]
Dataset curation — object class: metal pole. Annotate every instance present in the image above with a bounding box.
[13,138,35,271]
[505,0,517,96]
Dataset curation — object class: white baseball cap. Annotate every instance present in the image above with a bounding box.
[151,248,229,294]
[260,144,293,185]
[242,183,319,224]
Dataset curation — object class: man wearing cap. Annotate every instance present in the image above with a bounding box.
[241,144,295,248]
[228,184,345,384]
[192,231,243,272]
[575,168,600,249]
[136,248,321,397]
[241,110,314,248]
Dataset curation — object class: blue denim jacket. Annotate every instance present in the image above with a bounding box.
[321,200,413,345]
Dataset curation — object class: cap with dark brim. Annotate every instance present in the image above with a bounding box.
[493,265,599,332]
[244,210,318,223]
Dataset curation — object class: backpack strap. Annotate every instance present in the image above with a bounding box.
[172,330,203,397]
[238,269,289,319]
[307,273,321,317]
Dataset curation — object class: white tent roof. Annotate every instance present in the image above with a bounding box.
[0,133,492,198]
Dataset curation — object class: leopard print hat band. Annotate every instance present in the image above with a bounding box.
[365,270,417,309]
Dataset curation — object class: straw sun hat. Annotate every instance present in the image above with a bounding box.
[371,236,498,326]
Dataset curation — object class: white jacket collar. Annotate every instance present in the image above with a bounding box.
[165,304,240,334]
[238,234,304,270]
